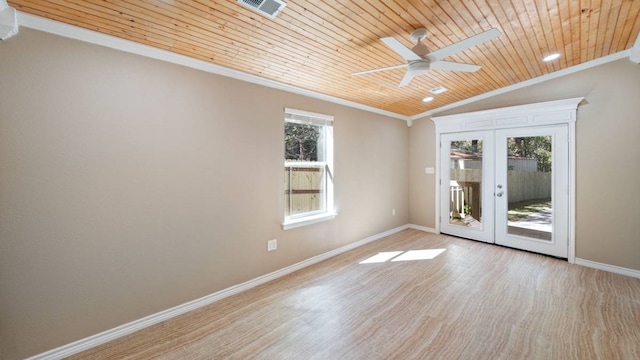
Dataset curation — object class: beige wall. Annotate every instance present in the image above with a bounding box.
[408,118,437,228]
[0,29,409,359]
[409,58,640,271]
[2,26,638,360]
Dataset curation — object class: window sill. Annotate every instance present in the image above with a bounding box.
[282,212,338,230]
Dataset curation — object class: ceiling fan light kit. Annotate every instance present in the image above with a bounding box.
[353,28,501,87]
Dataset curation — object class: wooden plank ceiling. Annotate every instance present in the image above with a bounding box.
[10,0,640,117]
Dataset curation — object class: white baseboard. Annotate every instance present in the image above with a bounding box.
[26,224,411,360]
[408,224,438,233]
[574,258,640,279]
[407,227,640,279]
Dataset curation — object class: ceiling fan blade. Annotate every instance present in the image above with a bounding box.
[351,63,408,76]
[380,37,422,61]
[427,28,501,61]
[430,60,481,72]
[399,71,418,87]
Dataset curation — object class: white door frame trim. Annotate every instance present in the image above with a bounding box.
[432,97,584,263]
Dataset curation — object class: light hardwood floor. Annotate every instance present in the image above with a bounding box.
[69,229,640,359]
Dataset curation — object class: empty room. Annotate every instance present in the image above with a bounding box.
[1,1,639,359]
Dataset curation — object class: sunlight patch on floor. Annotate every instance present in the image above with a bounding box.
[359,251,404,264]
[391,249,446,261]
[359,249,446,264]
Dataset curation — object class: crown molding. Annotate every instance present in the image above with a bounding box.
[17,12,410,122]
[629,31,640,64]
[14,12,638,126]
[411,50,631,121]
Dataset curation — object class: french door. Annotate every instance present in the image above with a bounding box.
[439,125,569,258]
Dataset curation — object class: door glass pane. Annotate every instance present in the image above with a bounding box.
[449,140,483,228]
[506,136,552,241]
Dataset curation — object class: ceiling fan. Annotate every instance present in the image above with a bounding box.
[353,28,501,87]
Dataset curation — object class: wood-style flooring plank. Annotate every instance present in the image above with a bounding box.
[68,229,640,359]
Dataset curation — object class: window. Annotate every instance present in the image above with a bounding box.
[283,108,335,229]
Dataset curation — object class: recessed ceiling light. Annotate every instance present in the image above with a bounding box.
[422,96,434,102]
[543,53,560,62]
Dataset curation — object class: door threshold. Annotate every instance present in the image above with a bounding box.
[441,232,568,261]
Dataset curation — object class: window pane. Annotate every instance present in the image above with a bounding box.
[285,122,323,162]
[285,166,326,217]
[449,140,483,229]
[506,136,553,241]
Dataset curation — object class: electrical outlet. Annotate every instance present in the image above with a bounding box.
[267,239,277,252]
[392,209,396,216]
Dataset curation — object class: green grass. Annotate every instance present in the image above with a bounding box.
[507,198,552,221]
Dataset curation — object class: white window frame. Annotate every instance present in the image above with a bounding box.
[283,108,336,230]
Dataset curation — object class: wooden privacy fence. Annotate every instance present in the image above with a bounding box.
[284,166,325,216]
[507,170,551,203]
[285,167,551,217]
[450,169,551,217]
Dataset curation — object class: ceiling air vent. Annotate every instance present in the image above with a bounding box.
[429,86,448,95]
[237,0,286,19]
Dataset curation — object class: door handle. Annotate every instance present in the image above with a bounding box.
[496,191,503,197]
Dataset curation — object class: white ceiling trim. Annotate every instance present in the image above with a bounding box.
[14,12,638,125]
[17,12,410,122]
[411,50,632,121]
[629,31,640,64]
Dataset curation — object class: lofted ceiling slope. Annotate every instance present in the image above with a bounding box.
[8,0,640,117]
